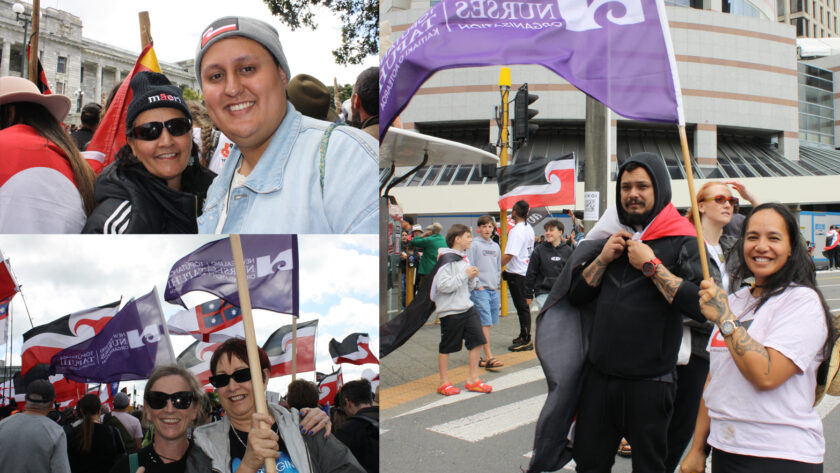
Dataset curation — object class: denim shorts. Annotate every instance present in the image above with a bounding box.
[470,288,500,326]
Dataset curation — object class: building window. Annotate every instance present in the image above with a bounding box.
[57,56,66,74]
[791,0,803,12]
[55,81,65,95]
[798,62,835,147]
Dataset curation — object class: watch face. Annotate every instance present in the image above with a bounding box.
[721,320,735,336]
[642,262,655,277]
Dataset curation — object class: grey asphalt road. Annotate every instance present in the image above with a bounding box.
[380,271,840,472]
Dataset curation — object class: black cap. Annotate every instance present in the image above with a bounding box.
[125,71,191,131]
[25,379,55,403]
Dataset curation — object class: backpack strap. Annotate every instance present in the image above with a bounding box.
[319,123,342,196]
[128,452,139,473]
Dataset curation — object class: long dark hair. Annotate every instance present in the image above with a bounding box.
[0,102,96,215]
[730,203,837,357]
[74,394,101,454]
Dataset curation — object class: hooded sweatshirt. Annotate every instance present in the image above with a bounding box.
[525,241,573,298]
[568,152,704,378]
[431,248,478,318]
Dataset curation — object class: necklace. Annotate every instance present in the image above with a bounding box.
[231,423,279,449]
[154,449,183,463]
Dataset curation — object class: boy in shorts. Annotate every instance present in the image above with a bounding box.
[433,224,493,396]
[467,215,504,370]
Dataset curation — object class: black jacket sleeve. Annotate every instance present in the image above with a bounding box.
[670,237,705,322]
[568,266,600,306]
[525,246,542,299]
[82,198,132,234]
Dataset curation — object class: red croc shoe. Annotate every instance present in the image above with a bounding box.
[465,379,493,393]
[437,382,460,396]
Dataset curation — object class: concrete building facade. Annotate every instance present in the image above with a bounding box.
[0,0,198,123]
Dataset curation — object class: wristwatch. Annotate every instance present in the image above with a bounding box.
[642,258,662,277]
[719,319,742,337]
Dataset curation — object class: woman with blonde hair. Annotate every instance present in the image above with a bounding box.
[0,76,96,232]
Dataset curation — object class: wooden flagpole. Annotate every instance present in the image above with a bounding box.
[678,125,710,280]
[26,0,39,84]
[230,235,277,473]
[139,12,153,47]
[291,317,297,382]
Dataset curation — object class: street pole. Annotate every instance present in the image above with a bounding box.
[12,3,31,79]
[498,67,510,317]
[27,0,39,83]
[583,96,610,233]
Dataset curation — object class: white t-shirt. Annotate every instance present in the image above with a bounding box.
[704,285,828,464]
[504,221,535,276]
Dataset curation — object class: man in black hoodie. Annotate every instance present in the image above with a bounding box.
[568,153,704,473]
[525,219,573,310]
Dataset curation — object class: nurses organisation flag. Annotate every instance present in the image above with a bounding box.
[165,235,299,316]
[380,0,684,139]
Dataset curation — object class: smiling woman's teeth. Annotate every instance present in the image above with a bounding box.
[230,102,254,112]
[230,394,246,401]
[157,153,176,158]
[161,419,180,424]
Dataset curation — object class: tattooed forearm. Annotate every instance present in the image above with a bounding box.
[651,265,682,304]
[706,290,730,324]
[582,256,608,287]
[729,327,771,374]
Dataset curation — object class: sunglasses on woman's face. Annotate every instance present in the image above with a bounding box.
[147,391,194,410]
[209,368,252,388]
[127,117,192,141]
[703,195,739,206]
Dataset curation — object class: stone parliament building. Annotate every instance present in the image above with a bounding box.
[0,0,198,123]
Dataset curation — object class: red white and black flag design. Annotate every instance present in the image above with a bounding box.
[177,340,223,386]
[497,153,576,210]
[329,333,379,365]
[316,367,343,406]
[167,297,244,343]
[262,319,318,378]
[26,45,51,95]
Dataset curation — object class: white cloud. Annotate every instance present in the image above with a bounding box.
[38,0,377,84]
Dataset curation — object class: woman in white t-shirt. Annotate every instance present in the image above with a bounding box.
[680,203,835,473]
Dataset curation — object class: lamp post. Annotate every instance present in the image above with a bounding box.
[11,3,31,79]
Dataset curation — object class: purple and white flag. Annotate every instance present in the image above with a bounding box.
[380,0,684,138]
[164,235,299,316]
[49,288,175,383]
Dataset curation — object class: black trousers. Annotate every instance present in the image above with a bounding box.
[573,366,676,473]
[665,354,710,473]
[830,247,840,269]
[503,271,530,336]
[712,448,823,473]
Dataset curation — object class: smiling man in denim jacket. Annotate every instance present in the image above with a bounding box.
[195,16,378,234]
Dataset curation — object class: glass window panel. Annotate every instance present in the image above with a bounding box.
[408,167,429,186]
[451,165,472,185]
[437,165,456,185]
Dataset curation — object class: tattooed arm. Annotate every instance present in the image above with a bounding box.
[698,280,800,390]
[580,231,632,288]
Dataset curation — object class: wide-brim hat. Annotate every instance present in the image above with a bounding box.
[287,74,338,122]
[0,76,71,123]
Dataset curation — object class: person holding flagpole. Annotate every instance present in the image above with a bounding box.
[192,338,363,473]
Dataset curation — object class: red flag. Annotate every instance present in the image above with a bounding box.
[85,42,161,174]
[166,298,244,343]
[0,250,19,301]
[262,320,318,378]
[497,154,576,210]
[176,340,223,387]
[316,368,343,406]
[25,45,51,95]
[328,333,379,365]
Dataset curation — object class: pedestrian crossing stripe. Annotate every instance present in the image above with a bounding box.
[427,394,545,442]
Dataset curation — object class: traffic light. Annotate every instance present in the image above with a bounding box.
[513,83,539,142]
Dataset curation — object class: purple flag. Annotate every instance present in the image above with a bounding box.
[49,288,175,383]
[380,0,684,138]
[164,235,299,316]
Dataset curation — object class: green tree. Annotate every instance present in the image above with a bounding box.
[263,0,377,65]
[182,87,203,102]
[326,83,354,113]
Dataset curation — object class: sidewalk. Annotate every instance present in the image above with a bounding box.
[381,300,539,409]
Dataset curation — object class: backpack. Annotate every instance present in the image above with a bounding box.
[104,412,137,454]
[815,315,840,406]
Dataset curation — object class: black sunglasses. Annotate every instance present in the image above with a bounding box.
[127,117,192,141]
[209,368,252,388]
[147,391,194,410]
[703,195,739,206]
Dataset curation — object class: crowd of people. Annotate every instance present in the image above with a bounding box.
[0,338,378,473]
[0,16,379,235]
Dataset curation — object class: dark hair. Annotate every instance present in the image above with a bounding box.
[353,67,379,117]
[209,338,270,380]
[446,223,471,247]
[512,200,530,219]
[80,103,102,128]
[403,215,415,226]
[75,394,101,454]
[340,379,373,407]
[543,219,563,233]
[477,215,494,227]
[286,380,320,410]
[730,203,836,358]
[187,101,217,168]
[0,102,96,215]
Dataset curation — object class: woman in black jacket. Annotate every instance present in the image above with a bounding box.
[67,394,124,473]
[83,71,215,234]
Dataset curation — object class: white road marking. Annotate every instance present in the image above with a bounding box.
[427,394,545,442]
[818,394,840,419]
[521,451,576,471]
[394,365,546,419]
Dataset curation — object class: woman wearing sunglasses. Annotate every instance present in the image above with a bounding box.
[83,71,215,234]
[665,181,753,473]
[111,365,212,472]
[193,338,364,473]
